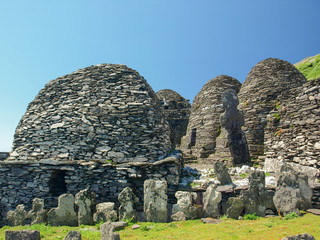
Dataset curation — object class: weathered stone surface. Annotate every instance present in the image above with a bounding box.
[264,79,320,170]
[181,75,241,160]
[226,197,244,220]
[306,209,320,215]
[213,161,232,185]
[240,170,273,217]
[156,89,191,147]
[75,189,96,225]
[144,180,168,222]
[27,198,47,225]
[47,194,77,226]
[220,89,250,165]
[282,233,316,240]
[100,222,120,240]
[93,202,117,224]
[172,191,202,220]
[64,231,82,240]
[9,64,172,164]
[201,218,223,224]
[273,165,312,216]
[118,187,138,221]
[6,204,27,226]
[111,221,127,231]
[131,224,140,230]
[238,58,307,159]
[203,184,222,218]
[5,230,41,240]
[171,211,187,221]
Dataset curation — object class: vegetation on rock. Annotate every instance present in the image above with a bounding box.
[295,53,320,80]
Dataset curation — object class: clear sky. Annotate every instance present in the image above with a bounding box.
[0,0,319,152]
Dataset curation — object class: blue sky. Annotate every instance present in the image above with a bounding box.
[0,0,319,152]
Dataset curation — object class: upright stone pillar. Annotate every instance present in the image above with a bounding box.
[75,189,96,225]
[220,89,250,165]
[143,180,168,222]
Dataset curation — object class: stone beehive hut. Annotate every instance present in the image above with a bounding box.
[238,58,307,160]
[180,75,241,159]
[9,64,172,163]
[156,89,191,147]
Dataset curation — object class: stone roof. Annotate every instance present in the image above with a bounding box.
[180,75,241,159]
[156,89,191,146]
[9,64,172,163]
[238,58,307,159]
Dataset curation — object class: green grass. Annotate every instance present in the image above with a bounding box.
[295,53,320,80]
[0,213,319,240]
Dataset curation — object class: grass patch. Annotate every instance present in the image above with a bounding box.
[283,212,299,220]
[243,213,259,220]
[295,53,320,80]
[0,213,319,240]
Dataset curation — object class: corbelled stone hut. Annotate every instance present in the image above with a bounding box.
[180,75,241,159]
[238,58,307,160]
[9,64,172,163]
[0,64,181,224]
[156,89,191,147]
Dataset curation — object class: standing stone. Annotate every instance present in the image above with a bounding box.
[93,202,117,224]
[273,165,312,216]
[171,191,202,220]
[144,179,168,222]
[203,185,222,218]
[226,197,244,220]
[6,204,27,226]
[171,211,187,221]
[47,194,78,226]
[5,230,41,240]
[240,170,273,217]
[213,161,232,185]
[64,231,82,240]
[220,89,250,165]
[27,198,47,225]
[75,189,96,225]
[118,187,138,221]
[100,222,120,240]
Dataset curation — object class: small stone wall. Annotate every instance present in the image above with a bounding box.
[264,79,320,168]
[0,156,181,225]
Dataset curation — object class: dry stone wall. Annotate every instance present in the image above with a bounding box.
[238,58,307,160]
[264,78,320,169]
[156,89,191,147]
[0,156,181,225]
[9,64,171,163]
[181,75,241,159]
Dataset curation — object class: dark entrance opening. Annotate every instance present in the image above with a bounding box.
[190,128,197,146]
[48,170,67,196]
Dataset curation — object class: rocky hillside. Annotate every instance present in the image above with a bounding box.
[295,53,320,80]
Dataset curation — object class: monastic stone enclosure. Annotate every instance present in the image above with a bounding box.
[181,75,241,159]
[156,89,191,147]
[238,58,307,159]
[8,64,171,163]
[264,78,320,169]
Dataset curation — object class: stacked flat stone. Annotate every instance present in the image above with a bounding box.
[264,78,320,169]
[156,89,191,147]
[9,64,171,163]
[181,75,241,159]
[238,58,307,160]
